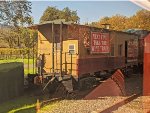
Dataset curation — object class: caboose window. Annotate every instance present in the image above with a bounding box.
[56,43,60,50]
[69,44,75,54]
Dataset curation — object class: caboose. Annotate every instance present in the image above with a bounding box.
[29,20,139,89]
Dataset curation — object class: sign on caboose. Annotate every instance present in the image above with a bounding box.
[127,39,138,62]
[91,32,110,53]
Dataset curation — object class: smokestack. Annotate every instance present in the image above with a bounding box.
[102,24,110,29]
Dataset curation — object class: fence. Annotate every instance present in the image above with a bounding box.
[0,48,37,75]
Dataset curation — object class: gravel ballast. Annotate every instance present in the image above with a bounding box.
[40,74,148,113]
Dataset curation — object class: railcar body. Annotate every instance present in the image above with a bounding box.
[143,33,150,95]
[29,21,139,81]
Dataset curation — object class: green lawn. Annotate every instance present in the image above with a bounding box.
[0,59,35,65]
[24,68,36,75]
[0,96,37,113]
[0,95,58,113]
[0,61,57,113]
[0,59,37,75]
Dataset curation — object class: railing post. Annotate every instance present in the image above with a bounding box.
[52,22,55,76]
[70,53,72,75]
[60,22,63,77]
[65,52,67,74]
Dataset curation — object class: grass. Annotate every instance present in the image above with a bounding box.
[0,59,36,75]
[0,59,35,65]
[24,68,36,75]
[0,59,49,113]
[0,60,57,113]
[0,94,59,113]
[0,96,37,113]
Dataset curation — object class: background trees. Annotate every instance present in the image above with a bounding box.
[40,6,80,23]
[0,2,150,48]
[0,26,37,48]
[0,0,33,27]
[90,9,150,31]
[0,0,36,48]
[126,9,150,30]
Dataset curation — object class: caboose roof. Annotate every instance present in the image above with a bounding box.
[28,19,75,29]
[28,19,140,37]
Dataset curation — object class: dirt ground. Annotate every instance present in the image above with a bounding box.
[39,74,150,113]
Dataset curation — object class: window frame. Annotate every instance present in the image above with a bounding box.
[68,44,75,54]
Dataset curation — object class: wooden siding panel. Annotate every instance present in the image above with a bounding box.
[77,57,125,76]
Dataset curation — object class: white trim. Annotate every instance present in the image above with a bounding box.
[68,44,75,54]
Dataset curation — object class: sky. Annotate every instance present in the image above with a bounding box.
[31,1,143,24]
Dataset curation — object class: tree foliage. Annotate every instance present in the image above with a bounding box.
[0,27,18,48]
[0,0,33,27]
[0,27,37,48]
[40,6,80,23]
[126,9,150,30]
[90,9,150,31]
[0,0,35,48]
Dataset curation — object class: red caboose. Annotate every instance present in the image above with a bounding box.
[143,33,150,96]
[29,21,139,89]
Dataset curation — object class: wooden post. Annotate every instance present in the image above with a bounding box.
[60,22,63,77]
[52,23,55,75]
[36,99,40,113]
[65,52,67,74]
[35,37,37,74]
[70,53,72,75]
[28,48,30,74]
[31,29,35,74]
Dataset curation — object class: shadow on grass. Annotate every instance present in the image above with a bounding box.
[0,96,37,113]
[14,106,35,113]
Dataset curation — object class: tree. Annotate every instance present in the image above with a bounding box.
[0,0,33,27]
[60,7,80,23]
[126,9,150,30]
[0,0,34,48]
[91,15,128,31]
[0,27,37,48]
[0,27,18,48]
[39,6,60,23]
[40,6,80,23]
[90,9,150,31]
[96,16,110,28]
[108,15,127,31]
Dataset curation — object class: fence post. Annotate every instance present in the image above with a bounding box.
[28,49,30,74]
